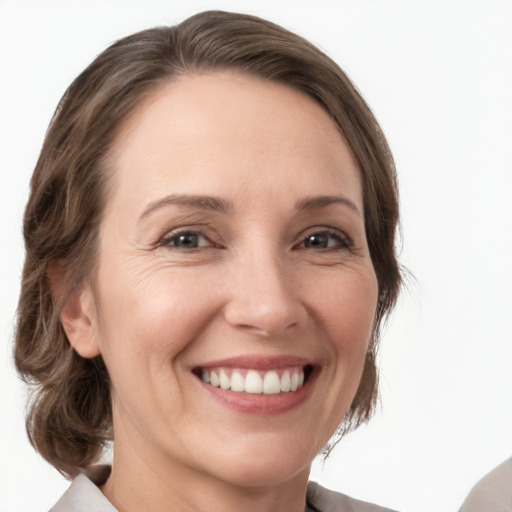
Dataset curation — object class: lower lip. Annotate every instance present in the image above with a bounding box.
[198,371,316,416]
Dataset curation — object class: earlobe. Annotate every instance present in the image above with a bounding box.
[49,262,101,359]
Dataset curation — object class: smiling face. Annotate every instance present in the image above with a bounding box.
[67,72,378,500]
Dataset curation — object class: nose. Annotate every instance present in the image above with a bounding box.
[223,250,305,337]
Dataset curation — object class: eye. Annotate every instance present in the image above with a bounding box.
[161,231,212,250]
[298,230,350,250]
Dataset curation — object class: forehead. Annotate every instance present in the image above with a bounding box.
[105,72,362,213]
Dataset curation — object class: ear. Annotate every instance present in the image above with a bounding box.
[60,285,101,358]
[49,263,101,359]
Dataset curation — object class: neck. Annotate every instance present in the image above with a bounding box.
[101,430,311,512]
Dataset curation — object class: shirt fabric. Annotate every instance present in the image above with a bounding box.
[458,457,512,512]
[50,465,398,512]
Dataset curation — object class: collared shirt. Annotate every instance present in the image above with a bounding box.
[458,457,512,512]
[50,466,398,512]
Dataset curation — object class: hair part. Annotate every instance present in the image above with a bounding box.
[14,10,401,476]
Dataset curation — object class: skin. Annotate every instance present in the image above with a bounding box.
[62,72,379,512]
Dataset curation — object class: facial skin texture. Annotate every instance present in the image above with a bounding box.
[64,73,379,512]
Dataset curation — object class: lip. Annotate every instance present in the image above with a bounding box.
[193,355,317,416]
[195,355,311,370]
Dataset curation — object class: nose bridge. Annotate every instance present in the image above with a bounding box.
[224,240,301,336]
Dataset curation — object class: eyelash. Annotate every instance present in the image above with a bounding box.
[157,227,352,252]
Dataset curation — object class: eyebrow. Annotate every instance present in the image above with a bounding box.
[140,194,233,220]
[139,193,362,221]
[295,195,362,217]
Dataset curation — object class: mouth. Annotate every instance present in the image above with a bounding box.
[191,355,317,412]
[193,365,314,395]
[192,358,316,415]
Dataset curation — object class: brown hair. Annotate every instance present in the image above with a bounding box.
[14,10,401,476]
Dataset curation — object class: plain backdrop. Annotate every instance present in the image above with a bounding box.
[1,1,511,512]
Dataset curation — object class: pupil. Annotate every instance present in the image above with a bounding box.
[176,233,198,248]
[306,234,328,248]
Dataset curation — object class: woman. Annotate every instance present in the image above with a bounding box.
[14,10,401,512]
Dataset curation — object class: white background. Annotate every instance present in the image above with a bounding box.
[1,1,511,511]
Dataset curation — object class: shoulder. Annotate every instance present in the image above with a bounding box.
[50,469,399,512]
[50,466,117,512]
[458,457,512,512]
[307,481,399,512]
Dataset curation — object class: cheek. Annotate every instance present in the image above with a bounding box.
[303,268,378,441]
[304,268,378,395]
[90,267,218,418]
[93,261,221,365]
[312,269,378,349]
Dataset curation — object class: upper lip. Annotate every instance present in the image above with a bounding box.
[193,355,312,371]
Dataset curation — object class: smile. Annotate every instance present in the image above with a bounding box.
[192,356,316,415]
[198,366,308,395]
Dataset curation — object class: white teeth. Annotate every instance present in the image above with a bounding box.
[210,371,220,387]
[263,371,281,394]
[200,367,307,394]
[245,370,263,393]
[219,369,230,390]
[280,371,291,392]
[290,372,299,392]
[231,371,245,392]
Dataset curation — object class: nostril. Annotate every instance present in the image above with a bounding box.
[224,301,301,337]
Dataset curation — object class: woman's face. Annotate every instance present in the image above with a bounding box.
[78,73,378,488]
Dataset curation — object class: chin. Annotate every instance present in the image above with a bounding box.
[217,460,310,489]
[199,435,317,488]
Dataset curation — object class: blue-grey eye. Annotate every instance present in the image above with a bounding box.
[302,231,348,249]
[170,232,203,249]
[304,233,330,248]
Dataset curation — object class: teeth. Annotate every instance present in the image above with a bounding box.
[199,367,306,395]
[230,371,245,392]
[219,369,230,390]
[290,372,298,392]
[263,371,281,394]
[280,371,291,392]
[245,370,263,393]
[210,371,220,387]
